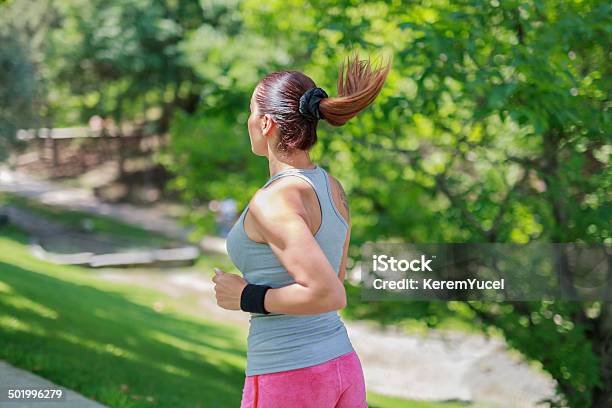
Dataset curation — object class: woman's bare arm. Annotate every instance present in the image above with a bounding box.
[248,179,346,315]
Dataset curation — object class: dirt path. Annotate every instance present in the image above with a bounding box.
[0,165,190,242]
[1,165,229,254]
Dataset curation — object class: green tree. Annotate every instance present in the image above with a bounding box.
[170,0,611,406]
[38,0,212,131]
[0,0,54,159]
[0,31,36,160]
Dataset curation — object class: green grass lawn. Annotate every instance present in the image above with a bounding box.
[0,225,491,408]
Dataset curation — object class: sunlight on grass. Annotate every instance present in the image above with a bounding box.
[0,226,247,407]
[0,281,13,293]
[57,332,140,363]
[0,315,46,335]
[148,330,245,369]
[3,296,59,319]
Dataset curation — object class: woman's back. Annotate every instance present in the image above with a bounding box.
[225,165,355,375]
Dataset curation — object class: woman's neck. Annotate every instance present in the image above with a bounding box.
[267,150,316,177]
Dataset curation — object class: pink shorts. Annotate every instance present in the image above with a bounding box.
[240,350,367,408]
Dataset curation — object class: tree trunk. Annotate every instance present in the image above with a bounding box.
[591,249,612,407]
[117,134,126,178]
[591,301,612,407]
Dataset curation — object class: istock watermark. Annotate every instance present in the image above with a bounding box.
[372,254,434,272]
[360,243,611,301]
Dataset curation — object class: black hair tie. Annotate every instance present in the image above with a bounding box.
[299,87,328,121]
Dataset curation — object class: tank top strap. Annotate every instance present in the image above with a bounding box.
[263,167,323,198]
[262,167,314,188]
[316,167,349,230]
[261,166,348,231]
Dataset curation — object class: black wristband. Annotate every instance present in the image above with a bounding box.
[240,284,271,314]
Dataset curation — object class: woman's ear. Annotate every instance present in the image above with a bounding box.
[261,114,276,137]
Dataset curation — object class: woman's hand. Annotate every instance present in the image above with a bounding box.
[212,268,248,311]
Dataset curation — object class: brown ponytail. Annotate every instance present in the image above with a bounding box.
[254,50,391,152]
[319,50,392,127]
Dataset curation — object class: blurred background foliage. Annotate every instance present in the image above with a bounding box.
[1,0,610,406]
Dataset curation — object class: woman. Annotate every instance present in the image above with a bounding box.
[212,51,391,408]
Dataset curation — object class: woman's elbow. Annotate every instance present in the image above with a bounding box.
[316,284,346,312]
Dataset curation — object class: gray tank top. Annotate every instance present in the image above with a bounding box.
[225,165,355,376]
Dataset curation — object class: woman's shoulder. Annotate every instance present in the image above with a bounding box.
[249,176,312,220]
